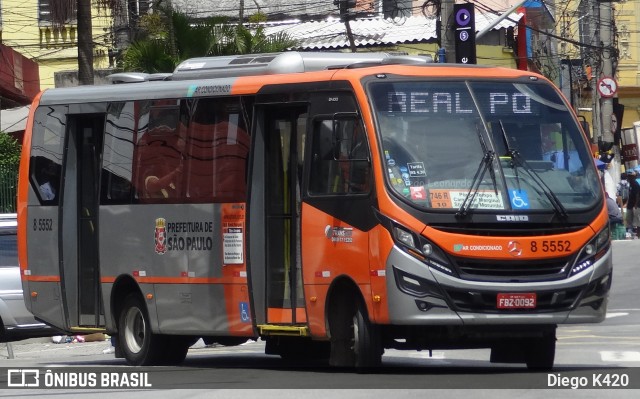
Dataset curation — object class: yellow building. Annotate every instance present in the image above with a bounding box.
[0,0,113,89]
[1,0,531,91]
[554,0,640,135]
[614,1,640,129]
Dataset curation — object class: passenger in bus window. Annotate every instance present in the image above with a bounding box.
[36,163,59,201]
[143,134,185,199]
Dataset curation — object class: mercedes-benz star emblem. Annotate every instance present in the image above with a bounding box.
[507,241,522,257]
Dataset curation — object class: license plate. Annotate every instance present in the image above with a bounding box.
[497,293,537,309]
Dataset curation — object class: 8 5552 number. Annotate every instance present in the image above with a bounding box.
[33,218,53,231]
[530,240,570,253]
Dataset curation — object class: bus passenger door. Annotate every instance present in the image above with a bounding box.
[60,114,105,328]
[248,106,307,326]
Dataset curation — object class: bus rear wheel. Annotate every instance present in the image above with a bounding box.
[118,294,165,366]
[160,336,194,365]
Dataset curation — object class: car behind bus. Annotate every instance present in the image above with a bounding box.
[1,214,58,342]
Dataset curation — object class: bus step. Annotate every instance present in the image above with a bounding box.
[69,326,107,333]
[257,324,310,337]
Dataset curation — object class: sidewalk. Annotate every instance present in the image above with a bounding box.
[1,336,112,361]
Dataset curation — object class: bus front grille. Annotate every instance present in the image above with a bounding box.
[451,256,573,282]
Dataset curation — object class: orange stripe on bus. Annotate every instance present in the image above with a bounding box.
[22,275,60,282]
[17,92,43,275]
[99,276,245,285]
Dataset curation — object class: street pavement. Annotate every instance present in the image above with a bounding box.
[0,336,216,361]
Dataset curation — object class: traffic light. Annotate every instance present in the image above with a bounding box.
[453,3,477,64]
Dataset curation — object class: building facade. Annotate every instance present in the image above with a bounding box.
[1,0,547,92]
[0,0,113,89]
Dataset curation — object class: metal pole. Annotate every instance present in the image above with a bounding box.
[440,0,455,62]
[476,0,527,40]
[600,1,614,144]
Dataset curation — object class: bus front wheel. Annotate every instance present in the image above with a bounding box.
[525,331,556,371]
[329,297,382,370]
[118,294,165,366]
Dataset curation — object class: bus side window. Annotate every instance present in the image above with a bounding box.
[342,119,371,193]
[29,106,66,205]
[135,104,184,202]
[309,120,338,194]
[101,102,135,204]
[184,98,250,203]
[309,118,371,195]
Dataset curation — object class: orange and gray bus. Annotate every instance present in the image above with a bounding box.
[18,52,611,370]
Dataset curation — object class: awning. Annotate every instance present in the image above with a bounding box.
[1,106,29,133]
[0,44,40,107]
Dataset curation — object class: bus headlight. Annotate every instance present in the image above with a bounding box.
[421,243,433,256]
[571,225,610,277]
[392,224,456,276]
[394,226,416,248]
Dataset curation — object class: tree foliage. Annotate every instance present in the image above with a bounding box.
[122,8,298,73]
[0,133,21,168]
[0,133,21,213]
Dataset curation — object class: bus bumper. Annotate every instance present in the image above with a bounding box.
[385,245,612,325]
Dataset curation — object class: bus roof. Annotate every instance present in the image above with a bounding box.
[36,52,545,106]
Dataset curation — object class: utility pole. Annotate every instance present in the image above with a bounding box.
[335,0,357,52]
[440,0,455,62]
[112,0,131,67]
[77,0,94,85]
[599,1,615,145]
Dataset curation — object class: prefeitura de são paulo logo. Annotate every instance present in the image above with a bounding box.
[154,218,167,254]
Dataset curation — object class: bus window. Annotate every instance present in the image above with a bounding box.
[134,101,185,202]
[29,106,66,205]
[309,117,371,195]
[101,102,135,204]
[184,98,250,203]
[370,80,600,210]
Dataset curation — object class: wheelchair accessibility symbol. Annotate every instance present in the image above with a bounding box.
[509,189,530,209]
[240,302,250,323]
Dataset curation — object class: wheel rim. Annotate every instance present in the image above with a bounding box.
[124,306,145,354]
[352,314,360,357]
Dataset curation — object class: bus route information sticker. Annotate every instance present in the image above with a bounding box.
[222,204,245,265]
[429,189,504,209]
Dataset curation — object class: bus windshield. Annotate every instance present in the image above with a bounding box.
[369,80,601,212]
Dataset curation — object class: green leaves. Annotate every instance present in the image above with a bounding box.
[120,8,298,73]
[0,133,21,168]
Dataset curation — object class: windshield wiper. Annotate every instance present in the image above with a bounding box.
[498,121,568,219]
[456,124,495,218]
